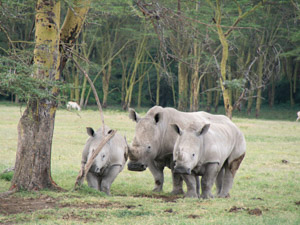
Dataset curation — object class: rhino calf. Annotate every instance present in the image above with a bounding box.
[171,116,246,199]
[81,126,128,195]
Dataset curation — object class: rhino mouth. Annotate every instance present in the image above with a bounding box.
[128,161,147,171]
[174,166,191,175]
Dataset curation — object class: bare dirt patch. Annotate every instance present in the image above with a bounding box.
[133,194,180,202]
[0,194,120,216]
[0,195,56,215]
[164,208,173,213]
[228,206,246,213]
[248,208,262,216]
[187,214,201,219]
[228,206,263,216]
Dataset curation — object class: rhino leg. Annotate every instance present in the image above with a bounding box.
[171,173,184,195]
[148,162,164,192]
[218,153,245,198]
[200,163,218,199]
[86,172,100,190]
[216,167,225,196]
[100,165,121,195]
[182,175,198,198]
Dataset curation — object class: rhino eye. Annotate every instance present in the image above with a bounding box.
[192,153,195,157]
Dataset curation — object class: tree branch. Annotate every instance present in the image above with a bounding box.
[73,58,105,134]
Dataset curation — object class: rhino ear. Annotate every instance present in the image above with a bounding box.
[170,124,182,135]
[196,124,210,136]
[154,112,161,124]
[129,108,140,122]
[86,127,95,137]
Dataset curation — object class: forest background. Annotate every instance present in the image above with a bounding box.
[0,0,299,117]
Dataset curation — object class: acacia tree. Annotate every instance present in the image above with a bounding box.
[10,0,90,191]
[208,0,265,119]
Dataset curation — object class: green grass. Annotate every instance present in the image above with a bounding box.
[0,103,300,224]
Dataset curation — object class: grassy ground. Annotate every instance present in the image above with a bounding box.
[0,103,300,224]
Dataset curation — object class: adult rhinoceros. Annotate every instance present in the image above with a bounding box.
[81,126,128,195]
[171,113,246,199]
[128,106,210,198]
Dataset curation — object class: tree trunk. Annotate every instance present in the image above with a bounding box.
[177,61,188,111]
[255,54,264,118]
[75,71,80,103]
[156,68,160,106]
[11,100,58,190]
[247,90,253,115]
[10,0,90,191]
[206,75,213,112]
[80,76,87,108]
[137,72,145,108]
[268,74,275,108]
[102,61,112,108]
[214,90,220,113]
[285,58,296,107]
[216,1,233,119]
[11,0,61,191]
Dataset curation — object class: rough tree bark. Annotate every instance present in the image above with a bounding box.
[10,0,90,191]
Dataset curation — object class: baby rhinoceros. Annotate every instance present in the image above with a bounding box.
[81,126,128,195]
[171,116,246,199]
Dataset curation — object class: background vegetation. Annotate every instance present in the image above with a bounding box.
[0,0,299,117]
[0,104,299,224]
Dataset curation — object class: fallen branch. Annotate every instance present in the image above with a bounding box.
[74,129,117,190]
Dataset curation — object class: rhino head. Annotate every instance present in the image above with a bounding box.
[127,108,162,171]
[171,122,210,175]
[86,127,112,174]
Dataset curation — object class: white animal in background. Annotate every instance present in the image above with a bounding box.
[67,101,81,111]
[296,111,300,122]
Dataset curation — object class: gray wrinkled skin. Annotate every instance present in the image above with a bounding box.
[172,113,246,199]
[81,126,128,195]
[128,106,213,198]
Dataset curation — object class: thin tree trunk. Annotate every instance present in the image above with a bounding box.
[178,61,188,111]
[75,71,80,103]
[156,67,160,106]
[247,90,253,115]
[102,61,112,108]
[268,74,275,108]
[137,72,145,108]
[214,90,220,113]
[206,76,213,112]
[255,55,264,118]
